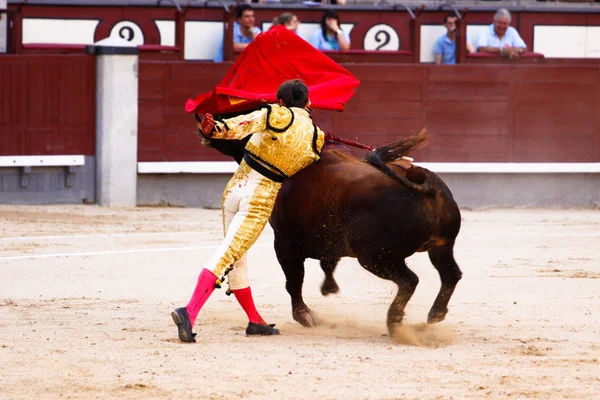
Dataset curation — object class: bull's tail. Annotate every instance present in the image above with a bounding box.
[364,128,435,194]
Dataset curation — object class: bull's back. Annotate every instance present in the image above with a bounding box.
[271,148,437,256]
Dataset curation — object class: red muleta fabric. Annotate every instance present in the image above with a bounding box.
[185,25,360,115]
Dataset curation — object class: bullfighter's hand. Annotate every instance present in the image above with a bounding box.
[201,114,215,136]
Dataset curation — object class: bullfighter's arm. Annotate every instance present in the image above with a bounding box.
[198,104,294,140]
[210,108,269,140]
[210,104,294,140]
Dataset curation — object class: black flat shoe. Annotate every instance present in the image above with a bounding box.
[246,322,280,336]
[171,307,196,343]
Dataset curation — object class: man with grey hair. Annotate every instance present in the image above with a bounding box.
[476,8,527,59]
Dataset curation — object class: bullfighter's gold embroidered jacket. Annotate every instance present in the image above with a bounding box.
[207,104,325,178]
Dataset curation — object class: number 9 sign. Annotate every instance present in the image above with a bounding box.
[109,21,145,45]
[363,24,400,51]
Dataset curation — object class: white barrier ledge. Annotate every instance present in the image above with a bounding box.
[138,161,600,174]
[414,162,600,174]
[138,161,239,174]
[0,155,85,167]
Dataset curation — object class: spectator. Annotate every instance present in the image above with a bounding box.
[308,9,350,51]
[271,15,280,27]
[214,4,261,62]
[234,4,261,52]
[271,12,300,33]
[434,14,475,64]
[476,8,527,59]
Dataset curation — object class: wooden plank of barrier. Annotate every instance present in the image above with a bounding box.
[465,52,546,64]
[175,6,185,61]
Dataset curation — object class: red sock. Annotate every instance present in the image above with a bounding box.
[185,268,218,326]
[232,286,266,325]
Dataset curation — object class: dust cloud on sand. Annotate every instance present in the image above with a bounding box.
[391,323,455,348]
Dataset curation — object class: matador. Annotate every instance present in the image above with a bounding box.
[172,79,325,342]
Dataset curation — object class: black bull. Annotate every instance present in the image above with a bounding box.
[200,129,463,335]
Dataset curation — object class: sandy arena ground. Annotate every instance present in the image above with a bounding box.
[0,205,599,399]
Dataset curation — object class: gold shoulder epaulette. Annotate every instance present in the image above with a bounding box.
[265,104,294,133]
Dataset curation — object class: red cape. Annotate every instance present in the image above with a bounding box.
[185,25,360,115]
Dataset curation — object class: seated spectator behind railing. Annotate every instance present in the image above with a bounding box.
[214,4,261,62]
[308,9,350,51]
[271,12,300,33]
[434,14,474,64]
[476,8,527,59]
[234,4,261,52]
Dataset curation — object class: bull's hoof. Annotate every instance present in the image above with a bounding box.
[427,308,448,324]
[387,321,404,338]
[293,308,315,327]
[386,312,405,337]
[320,279,340,296]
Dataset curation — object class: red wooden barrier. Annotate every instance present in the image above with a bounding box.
[323,50,414,64]
[137,61,231,162]
[21,43,181,60]
[137,61,600,163]
[0,54,96,156]
[465,52,546,64]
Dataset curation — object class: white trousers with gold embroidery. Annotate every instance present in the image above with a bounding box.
[203,160,282,290]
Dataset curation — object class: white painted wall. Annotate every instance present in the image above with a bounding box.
[22,18,99,44]
[534,26,586,58]
[184,21,223,60]
[534,25,600,58]
[587,27,600,58]
[155,20,175,46]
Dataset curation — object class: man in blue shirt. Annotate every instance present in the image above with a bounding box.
[434,14,474,64]
[233,4,261,52]
[214,4,261,62]
[476,8,527,59]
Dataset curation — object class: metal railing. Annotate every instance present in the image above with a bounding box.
[157,0,182,12]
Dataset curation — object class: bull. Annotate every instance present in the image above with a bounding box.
[200,126,463,336]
